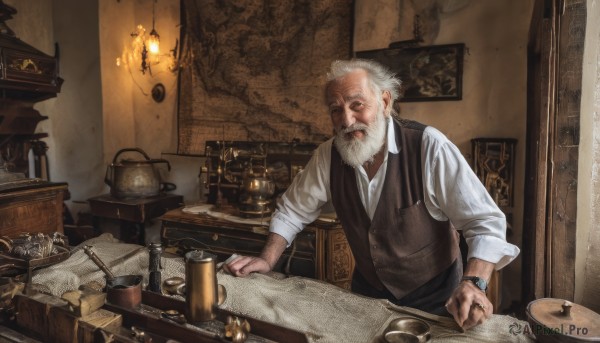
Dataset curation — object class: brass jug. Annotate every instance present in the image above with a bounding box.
[185,250,218,322]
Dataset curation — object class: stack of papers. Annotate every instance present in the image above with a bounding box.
[182,204,270,226]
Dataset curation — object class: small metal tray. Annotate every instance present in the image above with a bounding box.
[0,245,70,274]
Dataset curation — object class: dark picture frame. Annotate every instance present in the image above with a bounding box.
[471,138,517,209]
[356,43,464,102]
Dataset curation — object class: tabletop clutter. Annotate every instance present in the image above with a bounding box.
[2,232,596,342]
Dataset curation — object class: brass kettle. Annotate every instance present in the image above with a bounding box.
[105,148,172,199]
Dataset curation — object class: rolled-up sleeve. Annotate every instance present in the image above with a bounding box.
[270,140,332,245]
[421,128,520,270]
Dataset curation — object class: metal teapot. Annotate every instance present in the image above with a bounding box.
[242,176,275,200]
[105,148,173,199]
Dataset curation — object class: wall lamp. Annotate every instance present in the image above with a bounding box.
[116,0,178,76]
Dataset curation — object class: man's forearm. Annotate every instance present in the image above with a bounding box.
[259,232,289,269]
[463,258,495,281]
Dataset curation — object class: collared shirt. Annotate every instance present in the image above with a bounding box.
[270,119,520,270]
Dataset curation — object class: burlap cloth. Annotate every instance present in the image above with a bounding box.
[32,235,534,343]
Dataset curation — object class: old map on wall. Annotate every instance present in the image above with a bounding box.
[177,0,353,155]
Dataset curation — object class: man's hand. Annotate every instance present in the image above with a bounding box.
[445,258,495,330]
[445,280,493,330]
[223,232,288,278]
[224,255,271,277]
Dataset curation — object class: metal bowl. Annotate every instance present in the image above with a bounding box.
[385,317,431,343]
[384,331,420,343]
[163,276,185,295]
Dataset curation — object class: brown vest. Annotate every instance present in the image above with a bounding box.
[330,118,460,299]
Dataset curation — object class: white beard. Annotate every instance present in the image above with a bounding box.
[333,108,387,168]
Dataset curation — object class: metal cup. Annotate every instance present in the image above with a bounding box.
[185,250,218,322]
[106,274,143,309]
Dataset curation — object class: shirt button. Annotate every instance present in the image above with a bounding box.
[372,245,377,249]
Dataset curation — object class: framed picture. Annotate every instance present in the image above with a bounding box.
[471,138,517,209]
[355,43,464,102]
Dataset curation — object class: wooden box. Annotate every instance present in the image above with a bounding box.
[15,292,69,339]
[48,305,79,343]
[0,182,68,236]
[78,309,122,343]
[15,292,122,343]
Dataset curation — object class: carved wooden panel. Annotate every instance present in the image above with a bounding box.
[326,230,354,289]
[3,48,58,86]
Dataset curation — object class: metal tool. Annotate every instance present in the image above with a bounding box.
[148,242,162,293]
[83,245,115,279]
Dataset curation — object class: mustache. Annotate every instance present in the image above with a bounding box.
[338,123,370,135]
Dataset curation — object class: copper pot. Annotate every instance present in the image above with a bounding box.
[83,245,143,309]
[106,274,142,309]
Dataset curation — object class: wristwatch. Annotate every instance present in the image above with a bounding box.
[462,276,488,293]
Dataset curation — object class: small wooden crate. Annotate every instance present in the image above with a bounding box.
[15,292,69,339]
[78,309,122,343]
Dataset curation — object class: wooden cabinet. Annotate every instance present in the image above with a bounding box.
[160,208,355,289]
[0,182,68,236]
[0,3,63,99]
[0,2,63,177]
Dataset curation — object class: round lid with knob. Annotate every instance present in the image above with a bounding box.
[526,298,600,342]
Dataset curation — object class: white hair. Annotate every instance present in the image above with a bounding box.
[326,59,402,104]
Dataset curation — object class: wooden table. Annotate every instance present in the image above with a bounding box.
[160,206,355,289]
[88,193,183,245]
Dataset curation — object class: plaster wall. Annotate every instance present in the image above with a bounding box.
[98,0,194,202]
[576,0,600,313]
[99,0,179,158]
[5,0,104,217]
[354,0,533,310]
[99,0,135,164]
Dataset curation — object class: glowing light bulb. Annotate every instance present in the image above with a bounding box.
[148,29,160,55]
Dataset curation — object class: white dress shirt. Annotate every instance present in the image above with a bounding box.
[270,119,520,270]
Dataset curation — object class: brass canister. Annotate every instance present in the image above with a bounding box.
[185,250,218,322]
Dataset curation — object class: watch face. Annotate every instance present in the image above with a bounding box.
[475,278,487,291]
[463,276,487,291]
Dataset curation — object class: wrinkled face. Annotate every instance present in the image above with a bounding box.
[327,70,381,136]
[326,69,391,167]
